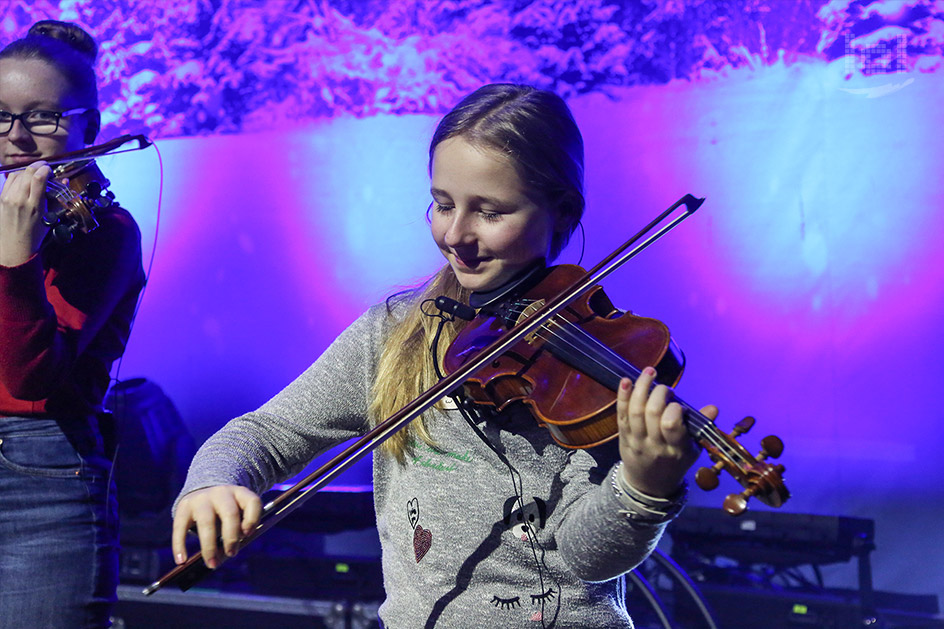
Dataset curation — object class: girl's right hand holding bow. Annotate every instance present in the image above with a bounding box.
[172,485,262,569]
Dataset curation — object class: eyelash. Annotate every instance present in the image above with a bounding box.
[432,203,502,223]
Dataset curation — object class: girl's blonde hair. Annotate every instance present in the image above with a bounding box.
[368,265,468,463]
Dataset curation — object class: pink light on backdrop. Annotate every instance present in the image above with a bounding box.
[112,123,440,448]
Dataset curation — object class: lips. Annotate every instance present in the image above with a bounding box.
[454,255,488,270]
[4,154,43,167]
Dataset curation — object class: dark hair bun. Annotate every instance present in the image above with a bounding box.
[28,20,97,63]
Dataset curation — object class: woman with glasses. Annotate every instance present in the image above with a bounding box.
[0,20,145,628]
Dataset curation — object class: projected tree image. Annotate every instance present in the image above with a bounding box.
[2,0,939,138]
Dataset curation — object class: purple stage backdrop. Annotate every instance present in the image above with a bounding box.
[4,0,943,603]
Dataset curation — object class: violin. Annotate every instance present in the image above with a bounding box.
[444,263,789,515]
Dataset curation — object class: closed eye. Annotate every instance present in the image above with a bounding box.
[432,203,501,223]
[490,595,521,609]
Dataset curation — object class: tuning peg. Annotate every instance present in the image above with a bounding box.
[731,416,755,436]
[759,435,783,459]
[723,491,749,515]
[695,462,722,491]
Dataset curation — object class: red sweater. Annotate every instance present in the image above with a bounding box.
[0,204,145,419]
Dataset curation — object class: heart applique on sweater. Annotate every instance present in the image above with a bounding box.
[413,525,432,562]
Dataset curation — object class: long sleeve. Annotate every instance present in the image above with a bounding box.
[177,304,390,501]
[555,456,673,582]
[0,205,144,416]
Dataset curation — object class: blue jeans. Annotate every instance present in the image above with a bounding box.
[0,417,119,628]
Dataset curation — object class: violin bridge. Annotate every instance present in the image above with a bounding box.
[516,300,546,344]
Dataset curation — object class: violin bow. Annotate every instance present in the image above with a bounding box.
[0,134,152,175]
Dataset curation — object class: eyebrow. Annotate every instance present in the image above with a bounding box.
[0,100,65,111]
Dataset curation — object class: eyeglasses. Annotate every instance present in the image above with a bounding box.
[0,108,92,136]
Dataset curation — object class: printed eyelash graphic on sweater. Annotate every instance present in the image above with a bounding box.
[490,595,521,609]
[531,588,557,604]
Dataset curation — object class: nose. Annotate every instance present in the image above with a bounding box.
[442,209,476,248]
[7,118,34,144]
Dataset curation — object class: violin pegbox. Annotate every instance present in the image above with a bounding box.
[694,416,789,516]
[43,160,114,243]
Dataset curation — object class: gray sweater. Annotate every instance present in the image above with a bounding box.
[179,299,679,628]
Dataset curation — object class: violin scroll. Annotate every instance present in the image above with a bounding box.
[694,415,789,515]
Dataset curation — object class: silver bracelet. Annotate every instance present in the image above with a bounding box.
[609,462,687,523]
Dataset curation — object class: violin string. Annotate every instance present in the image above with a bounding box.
[536,316,738,458]
[501,302,770,500]
[509,303,737,457]
[521,308,669,403]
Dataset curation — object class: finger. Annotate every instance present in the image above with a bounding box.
[616,377,632,427]
[217,496,244,559]
[171,503,194,565]
[27,160,50,175]
[25,165,50,214]
[699,404,719,421]
[237,489,263,537]
[658,400,688,444]
[627,366,657,438]
[29,162,51,197]
[191,501,222,569]
[644,380,671,435]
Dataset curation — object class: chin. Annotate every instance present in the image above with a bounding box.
[453,270,499,293]
[456,277,492,292]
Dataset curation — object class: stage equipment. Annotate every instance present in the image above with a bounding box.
[669,506,943,629]
[105,378,196,584]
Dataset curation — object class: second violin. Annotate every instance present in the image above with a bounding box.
[0,134,151,244]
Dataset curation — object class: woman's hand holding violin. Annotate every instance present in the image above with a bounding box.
[172,485,262,570]
[616,366,713,498]
[0,161,51,266]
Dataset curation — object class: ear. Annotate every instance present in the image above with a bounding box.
[83,109,101,145]
[552,193,579,234]
[554,212,572,235]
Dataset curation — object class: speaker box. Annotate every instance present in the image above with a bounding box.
[112,586,380,629]
[671,584,944,629]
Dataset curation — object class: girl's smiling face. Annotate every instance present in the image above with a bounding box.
[430,136,558,293]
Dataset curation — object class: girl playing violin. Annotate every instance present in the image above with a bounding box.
[173,83,716,627]
[0,20,144,628]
